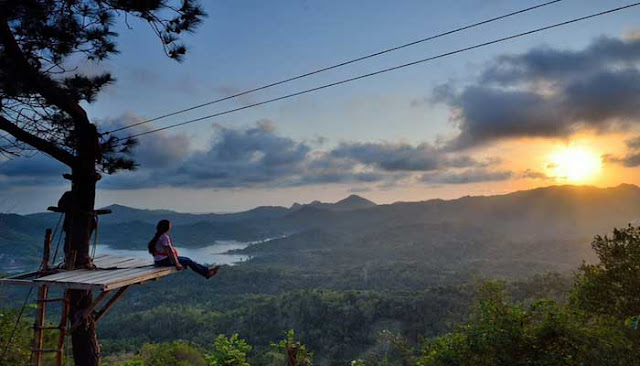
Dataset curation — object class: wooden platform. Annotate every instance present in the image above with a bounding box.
[0,254,178,291]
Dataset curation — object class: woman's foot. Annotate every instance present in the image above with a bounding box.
[205,266,220,279]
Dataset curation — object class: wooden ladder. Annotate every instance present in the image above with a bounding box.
[31,229,70,366]
[32,287,70,366]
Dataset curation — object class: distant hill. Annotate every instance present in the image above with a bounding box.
[26,195,376,226]
[290,195,376,212]
[283,184,640,241]
[0,214,49,272]
[5,185,640,276]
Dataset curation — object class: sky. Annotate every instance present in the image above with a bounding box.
[1,0,640,213]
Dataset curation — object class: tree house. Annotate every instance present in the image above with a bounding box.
[0,217,179,365]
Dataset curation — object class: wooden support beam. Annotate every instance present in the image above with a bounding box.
[48,207,111,215]
[36,298,67,303]
[85,290,111,317]
[4,271,40,280]
[94,286,130,323]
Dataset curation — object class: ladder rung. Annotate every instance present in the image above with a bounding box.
[33,325,65,330]
[37,298,67,303]
[32,348,61,353]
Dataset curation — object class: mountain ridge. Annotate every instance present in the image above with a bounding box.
[4,184,640,273]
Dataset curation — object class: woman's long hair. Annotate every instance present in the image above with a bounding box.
[148,220,171,254]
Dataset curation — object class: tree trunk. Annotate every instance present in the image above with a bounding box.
[0,14,103,365]
[68,123,101,366]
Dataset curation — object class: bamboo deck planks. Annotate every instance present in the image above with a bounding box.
[0,255,178,291]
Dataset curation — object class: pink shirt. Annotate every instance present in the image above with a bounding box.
[153,233,178,261]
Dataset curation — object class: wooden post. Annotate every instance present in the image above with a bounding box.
[42,229,52,271]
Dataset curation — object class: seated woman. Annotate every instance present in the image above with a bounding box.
[148,219,219,279]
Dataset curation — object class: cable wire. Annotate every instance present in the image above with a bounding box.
[119,2,640,140]
[105,0,564,134]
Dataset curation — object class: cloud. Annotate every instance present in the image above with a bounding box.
[604,135,640,167]
[420,169,513,185]
[0,113,191,189]
[103,121,502,190]
[1,120,513,190]
[480,36,640,85]
[433,35,640,150]
[0,153,67,178]
[330,141,487,171]
[520,169,552,180]
[168,119,311,187]
[97,113,190,169]
[625,136,640,150]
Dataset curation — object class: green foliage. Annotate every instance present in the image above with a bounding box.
[103,342,208,366]
[271,330,313,366]
[0,306,63,366]
[134,342,206,366]
[205,334,251,366]
[0,309,31,366]
[571,225,640,319]
[417,281,637,366]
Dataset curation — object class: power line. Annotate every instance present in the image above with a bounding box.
[119,2,640,141]
[106,0,564,135]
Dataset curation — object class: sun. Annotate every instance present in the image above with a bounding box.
[547,147,602,183]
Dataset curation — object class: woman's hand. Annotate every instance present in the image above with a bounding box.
[175,264,184,270]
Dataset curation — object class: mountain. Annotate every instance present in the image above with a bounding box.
[0,213,50,272]
[331,194,377,211]
[5,185,640,276]
[290,194,376,212]
[26,195,376,226]
[282,184,640,240]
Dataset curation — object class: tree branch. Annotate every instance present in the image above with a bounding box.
[0,16,90,125]
[0,115,74,166]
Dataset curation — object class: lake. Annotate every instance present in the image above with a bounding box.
[95,240,252,266]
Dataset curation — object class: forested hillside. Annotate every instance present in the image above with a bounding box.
[2,185,640,365]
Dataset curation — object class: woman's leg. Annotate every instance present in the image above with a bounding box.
[176,256,210,278]
[154,257,173,267]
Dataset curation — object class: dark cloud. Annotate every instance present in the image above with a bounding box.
[167,120,311,187]
[604,153,640,168]
[420,169,513,185]
[0,113,191,189]
[1,120,512,190]
[481,36,640,85]
[604,135,640,167]
[0,154,66,178]
[436,86,569,150]
[625,136,640,150]
[434,35,640,150]
[520,169,552,180]
[330,141,487,171]
[104,122,498,190]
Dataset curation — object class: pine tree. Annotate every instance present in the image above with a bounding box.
[0,1,205,364]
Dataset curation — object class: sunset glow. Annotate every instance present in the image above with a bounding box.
[548,147,602,183]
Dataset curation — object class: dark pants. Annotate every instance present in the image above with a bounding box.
[155,256,209,278]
